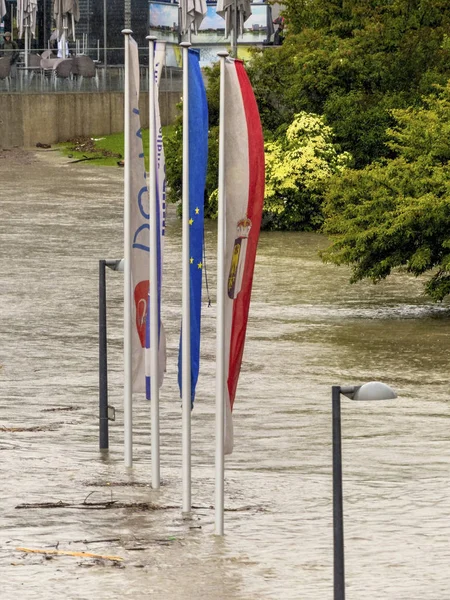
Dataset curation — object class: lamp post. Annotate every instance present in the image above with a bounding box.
[103,0,107,68]
[332,381,397,600]
[98,258,123,450]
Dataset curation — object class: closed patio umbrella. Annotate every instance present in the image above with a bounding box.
[53,0,62,34]
[1,0,7,21]
[53,0,79,58]
[180,0,207,38]
[18,0,38,39]
[63,0,80,39]
[17,0,38,68]
[216,0,252,57]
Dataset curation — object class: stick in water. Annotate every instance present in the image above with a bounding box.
[16,547,123,561]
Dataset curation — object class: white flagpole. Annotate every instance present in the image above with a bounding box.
[25,26,29,68]
[147,35,161,489]
[215,50,229,536]
[103,0,107,68]
[63,15,68,58]
[180,40,192,514]
[122,28,133,468]
[232,0,238,58]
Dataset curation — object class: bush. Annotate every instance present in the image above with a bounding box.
[262,112,351,229]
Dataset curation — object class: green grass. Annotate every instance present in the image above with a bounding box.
[58,125,176,169]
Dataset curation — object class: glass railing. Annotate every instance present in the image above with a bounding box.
[0,47,183,93]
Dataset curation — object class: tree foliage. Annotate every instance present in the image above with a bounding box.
[322,83,450,300]
[249,0,450,167]
[263,112,351,229]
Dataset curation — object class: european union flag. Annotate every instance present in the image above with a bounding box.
[178,48,209,406]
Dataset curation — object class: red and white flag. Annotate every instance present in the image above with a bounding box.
[221,58,265,453]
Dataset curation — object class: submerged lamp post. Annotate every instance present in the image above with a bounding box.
[98,258,123,450]
[332,381,397,600]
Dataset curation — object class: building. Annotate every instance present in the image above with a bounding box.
[2,0,148,62]
[2,0,281,64]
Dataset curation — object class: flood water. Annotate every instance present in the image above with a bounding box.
[1,150,450,599]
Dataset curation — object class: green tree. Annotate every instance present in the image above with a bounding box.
[263,112,351,229]
[249,0,450,167]
[322,83,450,300]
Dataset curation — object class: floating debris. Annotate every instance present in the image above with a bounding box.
[82,480,152,488]
[16,547,123,562]
[1,424,60,433]
[41,406,80,413]
[16,501,169,511]
[65,136,122,159]
[14,500,263,512]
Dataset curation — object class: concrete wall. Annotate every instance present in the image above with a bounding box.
[0,90,181,149]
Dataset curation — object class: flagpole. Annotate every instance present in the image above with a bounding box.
[63,15,68,59]
[232,0,238,58]
[24,26,28,68]
[122,28,133,468]
[215,50,229,536]
[147,35,161,490]
[103,0,107,68]
[180,40,192,514]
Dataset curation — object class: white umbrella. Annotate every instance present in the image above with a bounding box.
[54,0,79,40]
[1,0,7,21]
[63,0,80,39]
[53,0,63,34]
[180,0,207,36]
[53,0,79,58]
[18,0,38,39]
[217,0,252,55]
[17,0,38,68]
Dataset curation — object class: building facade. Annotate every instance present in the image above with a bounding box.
[2,0,149,62]
[2,1,280,64]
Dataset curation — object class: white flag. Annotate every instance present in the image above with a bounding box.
[128,36,150,393]
[143,41,168,397]
[129,38,167,395]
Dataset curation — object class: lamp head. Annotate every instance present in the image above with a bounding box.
[105,258,124,272]
[340,381,397,401]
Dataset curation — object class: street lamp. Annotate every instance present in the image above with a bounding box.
[98,258,124,450]
[332,381,397,600]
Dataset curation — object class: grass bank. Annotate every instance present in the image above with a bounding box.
[57,126,175,169]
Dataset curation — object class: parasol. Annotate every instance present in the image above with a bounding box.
[17,0,38,68]
[216,0,252,56]
[180,0,207,37]
[53,0,79,58]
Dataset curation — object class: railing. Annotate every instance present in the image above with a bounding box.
[0,47,183,94]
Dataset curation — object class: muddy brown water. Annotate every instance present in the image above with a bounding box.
[1,151,450,599]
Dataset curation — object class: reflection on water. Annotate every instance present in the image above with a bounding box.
[1,151,450,599]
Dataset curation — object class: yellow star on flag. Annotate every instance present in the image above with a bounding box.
[195,207,200,214]
[190,257,194,264]
[189,218,194,225]
[197,262,203,269]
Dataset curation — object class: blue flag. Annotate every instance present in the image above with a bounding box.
[178,48,209,405]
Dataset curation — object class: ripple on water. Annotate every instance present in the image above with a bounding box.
[1,152,450,599]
